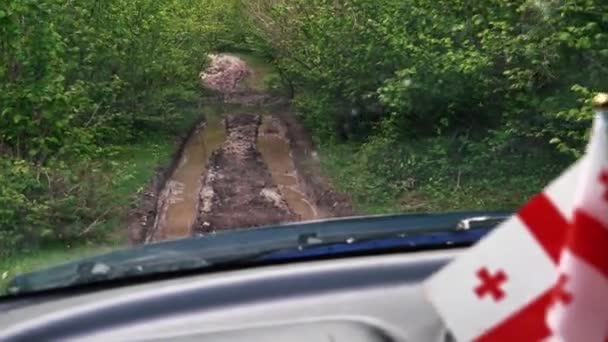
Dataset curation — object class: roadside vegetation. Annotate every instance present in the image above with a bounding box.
[1,0,607,283]
[0,0,235,278]
[237,0,607,213]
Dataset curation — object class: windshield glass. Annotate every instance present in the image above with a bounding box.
[1,0,604,296]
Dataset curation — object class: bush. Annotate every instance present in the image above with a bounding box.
[245,0,608,155]
[0,158,117,257]
[0,0,213,161]
[0,0,225,255]
[321,131,572,214]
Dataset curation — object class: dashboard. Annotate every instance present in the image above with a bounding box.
[0,249,461,341]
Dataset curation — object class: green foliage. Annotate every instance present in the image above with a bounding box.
[245,0,608,155]
[240,0,607,214]
[320,133,571,214]
[548,85,596,158]
[0,0,212,160]
[293,93,338,143]
[0,0,215,256]
[0,158,115,257]
[0,126,183,258]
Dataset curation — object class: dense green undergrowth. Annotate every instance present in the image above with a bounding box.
[0,0,236,273]
[244,0,607,153]
[0,105,202,288]
[238,0,607,214]
[0,109,199,291]
[319,136,571,214]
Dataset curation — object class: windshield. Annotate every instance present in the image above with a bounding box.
[1,0,604,296]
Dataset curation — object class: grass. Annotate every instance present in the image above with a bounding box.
[0,104,203,294]
[110,139,176,200]
[318,136,572,215]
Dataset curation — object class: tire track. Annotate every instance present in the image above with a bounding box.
[193,113,297,234]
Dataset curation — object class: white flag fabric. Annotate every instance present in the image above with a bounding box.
[546,110,608,341]
[424,111,608,342]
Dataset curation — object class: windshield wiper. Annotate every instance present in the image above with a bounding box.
[456,215,510,231]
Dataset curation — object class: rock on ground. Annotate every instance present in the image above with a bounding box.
[199,54,250,94]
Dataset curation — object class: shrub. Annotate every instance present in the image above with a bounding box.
[0,158,118,257]
[245,0,608,155]
[0,0,213,161]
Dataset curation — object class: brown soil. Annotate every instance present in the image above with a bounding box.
[131,53,354,243]
[199,54,250,94]
[275,110,355,218]
[128,118,205,244]
[193,114,297,233]
[127,175,161,244]
[258,115,319,221]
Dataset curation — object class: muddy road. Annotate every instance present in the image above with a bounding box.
[134,54,353,243]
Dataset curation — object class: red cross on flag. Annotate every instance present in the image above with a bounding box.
[424,93,608,342]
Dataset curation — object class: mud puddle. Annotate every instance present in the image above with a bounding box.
[135,54,353,244]
[151,107,226,241]
[258,116,319,221]
[193,114,296,233]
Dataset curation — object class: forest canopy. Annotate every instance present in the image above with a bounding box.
[243,0,608,153]
[0,0,234,254]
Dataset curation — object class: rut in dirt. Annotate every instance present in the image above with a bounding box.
[146,110,225,242]
[142,54,353,243]
[193,113,297,233]
[258,115,320,220]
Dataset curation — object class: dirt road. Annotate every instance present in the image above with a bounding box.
[193,113,296,233]
[132,54,353,243]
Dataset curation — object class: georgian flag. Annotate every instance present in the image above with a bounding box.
[546,106,608,341]
[424,108,608,341]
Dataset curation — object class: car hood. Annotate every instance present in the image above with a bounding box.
[7,211,509,295]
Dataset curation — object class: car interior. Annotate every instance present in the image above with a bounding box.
[0,248,460,341]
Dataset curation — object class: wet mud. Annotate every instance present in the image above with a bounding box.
[258,115,320,221]
[193,114,296,233]
[134,54,354,243]
[150,112,226,241]
[275,110,355,218]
